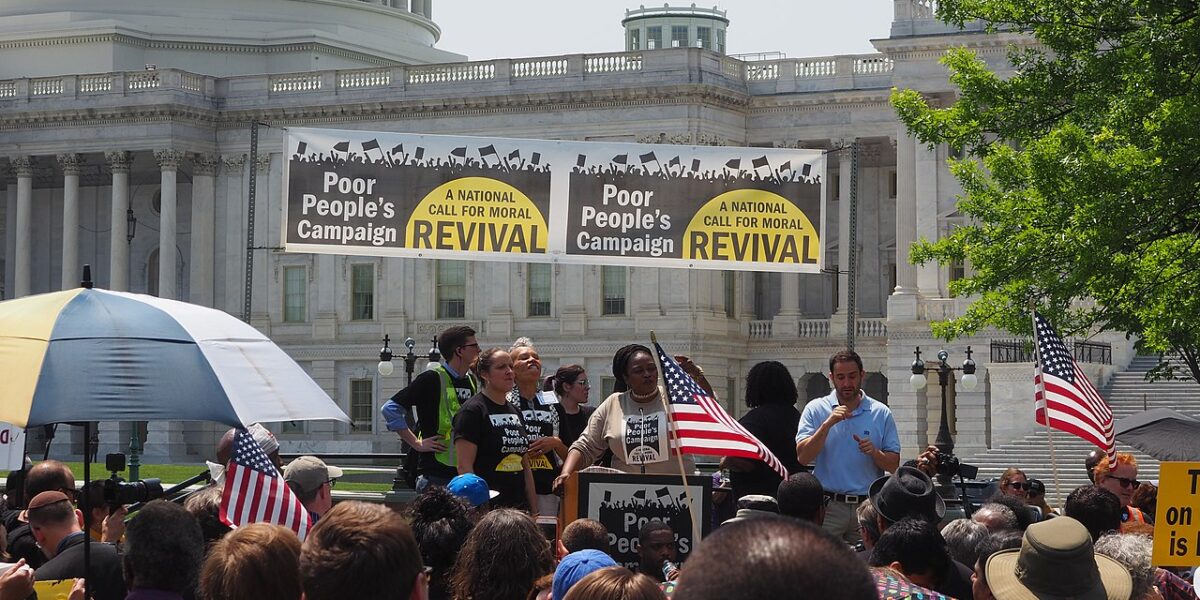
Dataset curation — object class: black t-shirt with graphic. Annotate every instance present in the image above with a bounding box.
[453,393,529,509]
[559,404,596,449]
[517,393,563,495]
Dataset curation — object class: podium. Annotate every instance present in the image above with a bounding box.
[561,470,711,568]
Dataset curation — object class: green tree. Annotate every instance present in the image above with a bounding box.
[892,0,1200,381]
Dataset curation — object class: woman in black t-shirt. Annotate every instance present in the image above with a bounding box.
[548,364,595,448]
[726,361,803,501]
[452,348,538,513]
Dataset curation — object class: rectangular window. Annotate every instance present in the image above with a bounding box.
[527,263,552,317]
[437,260,466,319]
[671,25,688,48]
[647,26,662,50]
[889,170,898,199]
[949,260,966,297]
[889,263,897,294]
[723,271,736,318]
[601,266,627,315]
[716,29,726,54]
[600,377,616,400]
[283,266,307,323]
[351,264,374,321]
[726,376,738,414]
[697,26,711,49]
[350,379,374,432]
[629,28,641,50]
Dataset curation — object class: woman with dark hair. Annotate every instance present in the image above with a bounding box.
[452,347,538,512]
[548,364,594,448]
[407,486,475,600]
[726,361,803,501]
[451,508,554,600]
[554,345,705,489]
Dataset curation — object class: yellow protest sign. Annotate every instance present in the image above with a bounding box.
[1152,462,1200,566]
[33,579,76,600]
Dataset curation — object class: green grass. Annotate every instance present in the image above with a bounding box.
[2,462,393,493]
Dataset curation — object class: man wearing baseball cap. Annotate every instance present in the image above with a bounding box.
[284,456,343,521]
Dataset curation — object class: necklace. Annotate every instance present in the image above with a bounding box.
[630,388,659,402]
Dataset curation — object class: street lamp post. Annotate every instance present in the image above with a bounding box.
[378,335,443,497]
[909,346,977,469]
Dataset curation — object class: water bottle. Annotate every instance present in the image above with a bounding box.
[661,559,680,581]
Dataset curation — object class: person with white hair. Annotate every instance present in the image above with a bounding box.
[1093,533,1158,600]
[941,518,988,568]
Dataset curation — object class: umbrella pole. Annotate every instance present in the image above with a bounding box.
[83,421,92,600]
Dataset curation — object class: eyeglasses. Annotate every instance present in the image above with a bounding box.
[326,478,338,489]
[576,380,591,387]
[1004,482,1032,491]
[460,342,480,350]
[1105,475,1140,489]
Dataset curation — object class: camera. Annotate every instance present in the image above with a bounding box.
[934,450,979,480]
[102,453,164,509]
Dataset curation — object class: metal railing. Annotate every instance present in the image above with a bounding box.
[990,339,1112,364]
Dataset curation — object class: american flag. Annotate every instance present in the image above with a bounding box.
[219,428,312,540]
[1033,312,1116,462]
[653,342,788,479]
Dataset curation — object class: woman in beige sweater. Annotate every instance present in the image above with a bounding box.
[553,344,707,487]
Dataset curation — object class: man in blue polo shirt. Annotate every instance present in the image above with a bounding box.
[796,349,900,544]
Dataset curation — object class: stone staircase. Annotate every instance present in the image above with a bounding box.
[960,355,1200,501]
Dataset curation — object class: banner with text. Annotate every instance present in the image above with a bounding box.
[1152,462,1200,566]
[283,127,826,272]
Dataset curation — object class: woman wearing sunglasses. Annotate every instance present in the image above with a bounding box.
[1094,452,1149,527]
[997,467,1031,501]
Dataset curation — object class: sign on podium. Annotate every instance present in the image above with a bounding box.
[561,470,711,569]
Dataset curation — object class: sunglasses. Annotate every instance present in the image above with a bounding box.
[326,478,338,488]
[575,379,591,387]
[1106,475,1140,489]
[1005,482,1032,491]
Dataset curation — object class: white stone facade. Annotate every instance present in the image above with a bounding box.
[0,2,1134,463]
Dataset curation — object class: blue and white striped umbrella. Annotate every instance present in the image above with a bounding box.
[0,286,350,428]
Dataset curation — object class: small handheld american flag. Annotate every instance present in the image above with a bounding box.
[1033,312,1116,463]
[219,428,312,540]
[653,341,788,479]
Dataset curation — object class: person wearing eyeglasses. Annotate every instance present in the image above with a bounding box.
[997,468,1030,501]
[1093,452,1148,526]
[547,364,594,449]
[283,455,343,522]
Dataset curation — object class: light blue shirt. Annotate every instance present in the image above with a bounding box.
[795,391,900,495]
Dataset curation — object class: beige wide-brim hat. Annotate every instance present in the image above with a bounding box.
[986,517,1132,600]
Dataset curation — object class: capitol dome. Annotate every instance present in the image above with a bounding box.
[0,0,464,79]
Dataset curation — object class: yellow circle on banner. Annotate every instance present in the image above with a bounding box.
[406,177,548,253]
[682,189,820,264]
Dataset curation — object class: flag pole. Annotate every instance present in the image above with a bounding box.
[650,331,702,540]
[1031,304,1063,510]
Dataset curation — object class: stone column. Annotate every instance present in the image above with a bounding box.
[12,156,33,298]
[559,264,586,336]
[220,154,246,314]
[888,133,918,320]
[155,150,182,299]
[190,154,218,306]
[894,133,917,293]
[106,151,132,292]
[835,143,853,312]
[58,154,81,290]
[4,172,15,297]
[914,140,940,297]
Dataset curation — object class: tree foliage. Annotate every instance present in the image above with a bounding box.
[892,0,1200,380]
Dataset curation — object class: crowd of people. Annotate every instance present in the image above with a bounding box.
[0,327,1190,600]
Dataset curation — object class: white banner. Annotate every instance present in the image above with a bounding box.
[283,127,826,273]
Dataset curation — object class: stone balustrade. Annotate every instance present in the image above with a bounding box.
[0,48,897,109]
[748,317,888,339]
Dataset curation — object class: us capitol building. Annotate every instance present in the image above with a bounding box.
[0,1,1136,462]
